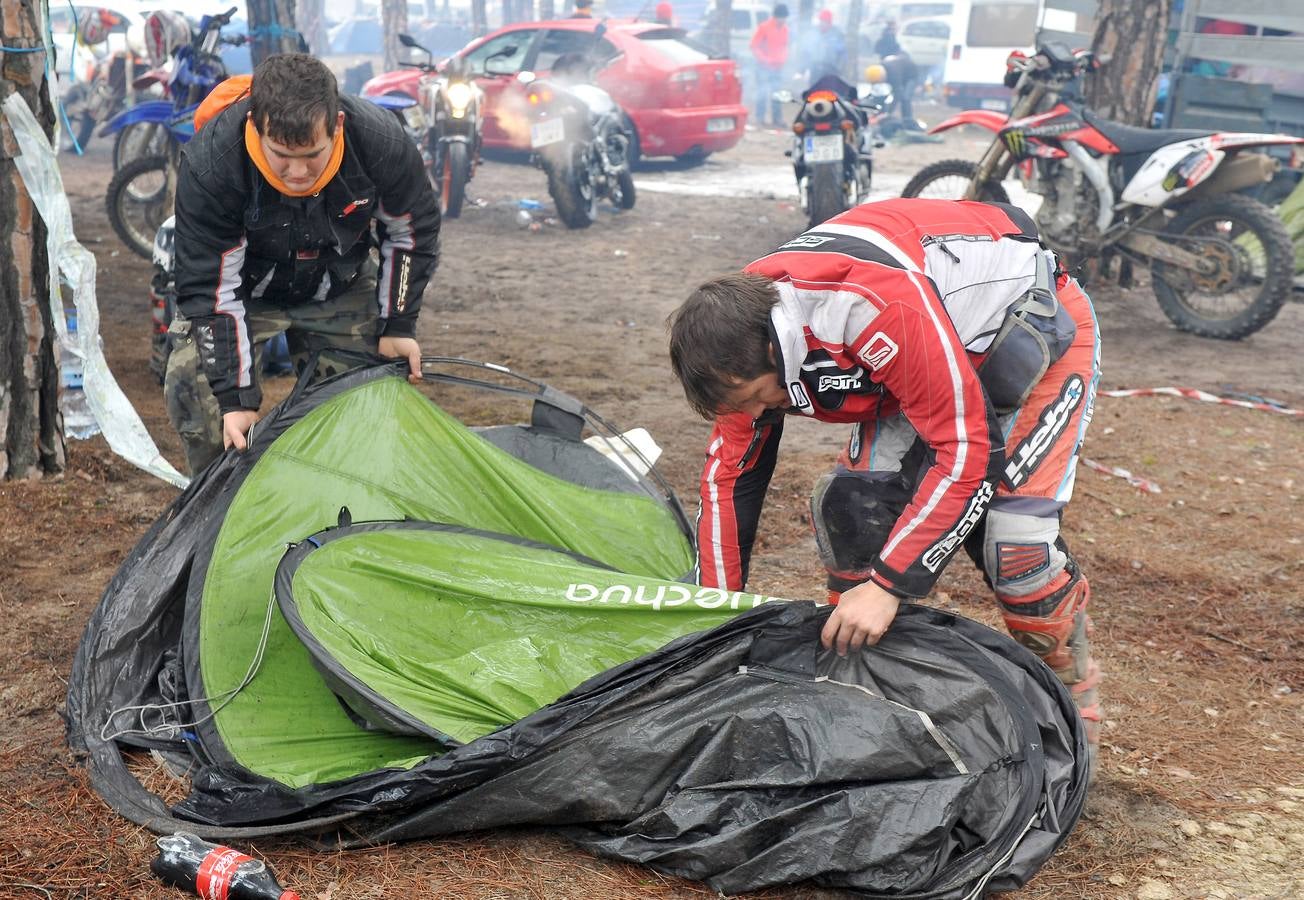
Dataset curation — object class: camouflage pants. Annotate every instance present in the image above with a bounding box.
[164,269,379,475]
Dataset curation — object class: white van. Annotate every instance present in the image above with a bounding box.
[941,0,1037,109]
[941,0,1083,109]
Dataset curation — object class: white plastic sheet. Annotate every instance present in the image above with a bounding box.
[3,93,188,488]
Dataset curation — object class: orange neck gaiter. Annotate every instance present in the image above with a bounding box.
[244,117,345,198]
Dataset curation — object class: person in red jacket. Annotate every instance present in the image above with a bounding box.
[749,3,789,127]
[669,198,1102,770]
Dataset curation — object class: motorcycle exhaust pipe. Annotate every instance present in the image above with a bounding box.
[1181,152,1278,203]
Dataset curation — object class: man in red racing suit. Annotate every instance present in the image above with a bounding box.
[669,198,1101,766]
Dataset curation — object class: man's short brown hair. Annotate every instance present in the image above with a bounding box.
[249,53,340,146]
[667,272,779,419]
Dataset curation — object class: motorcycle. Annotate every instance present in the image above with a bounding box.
[521,49,636,229]
[62,46,155,150]
[901,42,1303,340]
[363,34,485,218]
[781,75,881,228]
[102,8,239,259]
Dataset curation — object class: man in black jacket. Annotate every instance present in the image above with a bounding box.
[164,53,440,474]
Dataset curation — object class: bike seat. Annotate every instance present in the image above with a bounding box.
[1082,108,1213,155]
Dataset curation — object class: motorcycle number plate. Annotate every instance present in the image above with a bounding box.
[531,118,565,148]
[805,134,843,163]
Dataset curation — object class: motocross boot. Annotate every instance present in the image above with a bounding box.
[998,565,1101,780]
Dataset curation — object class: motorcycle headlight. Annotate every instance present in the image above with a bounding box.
[446,82,472,117]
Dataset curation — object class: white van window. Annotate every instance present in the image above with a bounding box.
[967,1,1038,47]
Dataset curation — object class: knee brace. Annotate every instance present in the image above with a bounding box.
[811,470,912,592]
[997,561,1094,684]
[983,506,1069,599]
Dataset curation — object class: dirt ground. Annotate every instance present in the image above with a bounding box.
[1,107,1302,899]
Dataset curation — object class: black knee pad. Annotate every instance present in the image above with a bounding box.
[811,471,913,586]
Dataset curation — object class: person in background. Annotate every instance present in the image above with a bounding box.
[668,198,1103,776]
[749,3,789,128]
[654,1,674,25]
[165,54,439,475]
[800,9,847,84]
[874,18,901,58]
[882,51,919,128]
[571,0,594,18]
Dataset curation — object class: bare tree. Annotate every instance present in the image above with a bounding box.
[1,0,63,480]
[709,0,733,58]
[844,0,863,84]
[1084,0,1172,125]
[381,0,409,73]
[247,0,301,68]
[296,0,328,56]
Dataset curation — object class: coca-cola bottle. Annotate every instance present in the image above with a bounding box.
[150,833,301,900]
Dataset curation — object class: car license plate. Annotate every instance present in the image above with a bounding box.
[805,134,843,163]
[706,116,735,133]
[530,118,565,148]
[981,98,1008,111]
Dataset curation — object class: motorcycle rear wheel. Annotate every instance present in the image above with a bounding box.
[107,154,172,260]
[1150,193,1292,340]
[440,141,471,219]
[900,159,1011,204]
[807,165,847,228]
[548,145,598,229]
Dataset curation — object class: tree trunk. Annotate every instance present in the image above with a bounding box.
[472,0,487,36]
[247,0,301,69]
[709,0,732,58]
[381,0,409,73]
[844,0,863,84]
[296,0,328,56]
[1083,0,1172,125]
[1,0,63,480]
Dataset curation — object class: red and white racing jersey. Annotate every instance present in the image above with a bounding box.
[696,198,1054,597]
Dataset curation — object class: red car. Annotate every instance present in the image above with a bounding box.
[366,19,746,163]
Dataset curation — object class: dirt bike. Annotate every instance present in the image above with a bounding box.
[779,75,880,228]
[62,48,155,150]
[102,8,239,259]
[901,42,1302,340]
[101,7,239,170]
[522,51,635,229]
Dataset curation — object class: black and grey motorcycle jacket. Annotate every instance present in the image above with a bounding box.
[173,94,440,413]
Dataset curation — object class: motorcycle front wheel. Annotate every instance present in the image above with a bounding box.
[439,141,471,219]
[548,145,599,229]
[106,154,173,260]
[1150,193,1293,340]
[807,164,847,228]
[900,159,1011,204]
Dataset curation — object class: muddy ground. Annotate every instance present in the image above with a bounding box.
[1,109,1302,899]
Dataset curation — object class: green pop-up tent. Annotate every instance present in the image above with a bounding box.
[68,356,1088,897]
